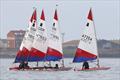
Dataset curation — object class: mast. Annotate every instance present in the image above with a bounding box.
[91,8,100,67]
[61,33,65,67]
[56,4,65,67]
[33,7,39,67]
[48,60,51,67]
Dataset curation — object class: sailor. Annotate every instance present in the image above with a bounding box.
[19,61,29,69]
[24,61,29,68]
[82,61,89,69]
[19,61,25,69]
[54,64,59,69]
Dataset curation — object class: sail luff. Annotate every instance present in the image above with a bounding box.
[56,6,65,67]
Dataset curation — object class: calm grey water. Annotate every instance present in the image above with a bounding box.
[0,58,120,80]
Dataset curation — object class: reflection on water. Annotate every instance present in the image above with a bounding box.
[0,58,120,80]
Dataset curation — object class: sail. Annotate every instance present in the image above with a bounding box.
[73,9,98,62]
[15,9,37,63]
[46,9,63,61]
[28,10,48,61]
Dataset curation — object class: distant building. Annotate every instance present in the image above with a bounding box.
[103,42,112,49]
[0,39,8,48]
[7,30,25,49]
[63,40,79,48]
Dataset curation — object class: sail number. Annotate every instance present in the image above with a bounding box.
[30,27,36,32]
[38,27,45,31]
[50,34,59,40]
[36,34,47,42]
[52,27,56,31]
[81,34,92,44]
[23,33,34,43]
[27,34,34,42]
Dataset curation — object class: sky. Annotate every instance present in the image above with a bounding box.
[0,0,120,41]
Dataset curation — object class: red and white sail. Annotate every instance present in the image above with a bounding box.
[15,9,37,62]
[73,9,98,62]
[46,9,63,61]
[28,10,48,61]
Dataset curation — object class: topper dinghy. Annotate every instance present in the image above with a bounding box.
[73,8,110,71]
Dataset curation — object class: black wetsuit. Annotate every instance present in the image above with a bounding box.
[19,62,29,69]
[24,62,29,68]
[19,62,25,69]
[55,64,59,69]
[82,62,89,69]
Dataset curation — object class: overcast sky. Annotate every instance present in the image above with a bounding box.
[0,0,120,41]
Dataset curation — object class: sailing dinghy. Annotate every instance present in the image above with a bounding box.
[73,8,110,71]
[45,9,72,71]
[10,9,51,71]
[9,9,71,71]
[9,9,37,70]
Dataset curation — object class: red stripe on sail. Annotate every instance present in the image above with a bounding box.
[75,48,97,58]
[87,9,93,21]
[46,47,63,57]
[22,47,30,57]
[29,47,45,58]
[40,9,45,20]
[54,9,58,21]
[16,50,23,57]
[30,9,37,22]
[16,47,29,58]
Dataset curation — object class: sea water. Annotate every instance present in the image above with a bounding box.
[0,58,120,80]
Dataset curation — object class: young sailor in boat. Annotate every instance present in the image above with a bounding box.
[82,61,89,69]
[19,61,25,69]
[19,61,29,69]
[24,61,29,68]
[54,64,59,69]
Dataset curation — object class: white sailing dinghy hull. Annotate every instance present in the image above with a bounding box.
[74,67,110,71]
[9,67,72,71]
